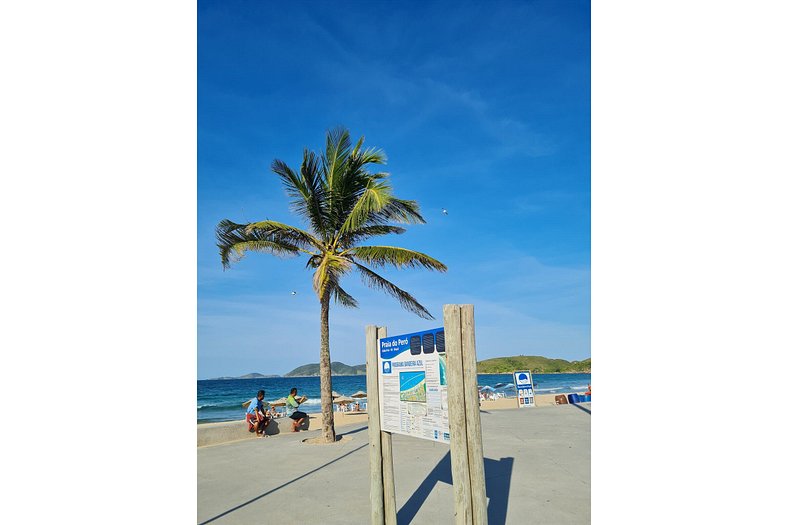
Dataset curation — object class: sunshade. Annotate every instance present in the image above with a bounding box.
[269,397,288,407]
[350,391,367,398]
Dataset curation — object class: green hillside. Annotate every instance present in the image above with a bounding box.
[476,356,590,374]
[284,356,589,376]
[285,361,366,377]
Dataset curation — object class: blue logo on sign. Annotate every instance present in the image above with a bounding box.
[382,361,392,374]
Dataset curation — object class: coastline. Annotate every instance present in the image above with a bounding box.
[197,393,574,447]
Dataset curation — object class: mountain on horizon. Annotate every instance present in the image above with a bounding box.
[285,361,366,377]
[208,372,281,380]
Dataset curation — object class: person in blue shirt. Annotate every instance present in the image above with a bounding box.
[246,390,270,437]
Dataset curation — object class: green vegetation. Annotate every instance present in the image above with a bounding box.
[285,362,366,377]
[476,356,590,374]
[209,373,281,380]
[283,355,589,377]
[216,128,446,442]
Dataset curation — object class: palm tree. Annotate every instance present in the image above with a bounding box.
[216,127,447,442]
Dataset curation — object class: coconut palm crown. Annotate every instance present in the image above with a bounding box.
[216,127,447,442]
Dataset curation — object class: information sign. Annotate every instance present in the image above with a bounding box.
[378,327,450,443]
[513,370,535,408]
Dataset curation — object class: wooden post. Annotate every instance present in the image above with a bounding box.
[378,327,398,524]
[444,304,487,525]
[367,325,397,524]
[461,305,488,525]
[444,304,473,525]
[366,324,385,525]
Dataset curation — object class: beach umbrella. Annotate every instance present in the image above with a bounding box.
[350,391,367,398]
[333,395,355,405]
[331,391,343,399]
[479,385,495,392]
[269,397,288,407]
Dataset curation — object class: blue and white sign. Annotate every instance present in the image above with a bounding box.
[513,370,535,408]
[378,327,450,443]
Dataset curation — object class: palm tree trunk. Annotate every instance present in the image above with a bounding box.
[319,293,336,442]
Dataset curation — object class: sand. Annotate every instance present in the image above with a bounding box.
[295,393,566,431]
[198,393,580,447]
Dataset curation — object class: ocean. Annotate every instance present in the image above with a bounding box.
[197,372,591,423]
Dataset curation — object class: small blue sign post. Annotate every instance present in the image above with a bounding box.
[513,370,535,408]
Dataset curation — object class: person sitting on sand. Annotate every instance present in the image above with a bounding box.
[246,389,270,437]
[286,388,308,432]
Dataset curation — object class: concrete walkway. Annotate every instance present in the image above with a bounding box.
[197,403,590,524]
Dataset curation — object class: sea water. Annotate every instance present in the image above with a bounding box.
[197,372,591,423]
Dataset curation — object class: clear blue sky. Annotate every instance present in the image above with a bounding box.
[198,0,590,379]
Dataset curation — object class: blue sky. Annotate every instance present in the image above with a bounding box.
[198,0,590,379]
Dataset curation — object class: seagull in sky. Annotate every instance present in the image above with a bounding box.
[291,291,297,295]
[441,208,448,215]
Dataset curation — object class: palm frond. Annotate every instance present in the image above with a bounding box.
[339,225,406,247]
[216,219,299,269]
[354,263,434,319]
[244,220,322,251]
[371,198,426,225]
[312,253,353,300]
[323,127,353,192]
[332,284,359,308]
[271,154,328,235]
[336,178,393,238]
[350,246,447,272]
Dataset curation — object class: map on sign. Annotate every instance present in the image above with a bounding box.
[399,371,427,402]
[378,328,450,443]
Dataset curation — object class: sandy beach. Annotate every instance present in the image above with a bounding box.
[197,393,577,448]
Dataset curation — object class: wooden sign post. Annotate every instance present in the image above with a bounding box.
[366,304,487,525]
[444,304,488,525]
[366,324,396,525]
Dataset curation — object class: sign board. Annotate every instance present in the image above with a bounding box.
[378,327,450,443]
[513,370,535,408]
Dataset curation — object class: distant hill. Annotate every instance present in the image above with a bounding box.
[285,361,366,377]
[282,356,589,377]
[477,356,590,374]
[208,373,281,380]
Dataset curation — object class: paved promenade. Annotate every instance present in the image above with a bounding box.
[198,403,590,524]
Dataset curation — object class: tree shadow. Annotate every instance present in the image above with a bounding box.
[198,442,368,525]
[572,403,591,415]
[397,451,515,525]
[339,424,369,437]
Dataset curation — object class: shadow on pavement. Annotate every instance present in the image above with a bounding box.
[339,424,369,437]
[397,452,515,525]
[572,403,591,415]
[198,442,368,525]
